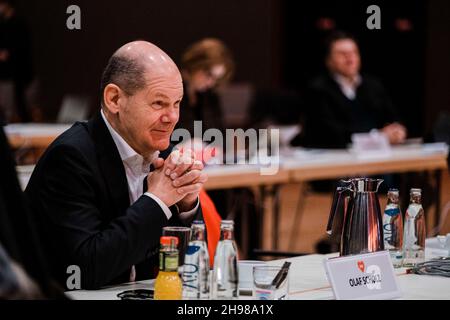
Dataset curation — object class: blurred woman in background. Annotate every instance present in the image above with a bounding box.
[174,38,236,258]
[175,39,258,258]
[177,38,234,136]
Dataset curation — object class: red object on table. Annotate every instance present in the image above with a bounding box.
[199,189,222,268]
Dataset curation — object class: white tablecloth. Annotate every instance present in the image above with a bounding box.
[4,123,72,137]
[65,253,450,300]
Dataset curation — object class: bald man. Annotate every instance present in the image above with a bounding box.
[25,41,207,289]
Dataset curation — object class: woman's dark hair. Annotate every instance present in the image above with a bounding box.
[181,38,235,85]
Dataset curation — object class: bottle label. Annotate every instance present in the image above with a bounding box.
[383,223,392,243]
[160,251,179,271]
[254,289,274,300]
[159,252,164,270]
[406,205,421,219]
[183,263,199,294]
[183,245,201,294]
[384,208,400,217]
[186,245,201,255]
[165,255,178,271]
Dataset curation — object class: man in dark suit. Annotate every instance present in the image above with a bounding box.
[293,31,407,149]
[25,41,207,290]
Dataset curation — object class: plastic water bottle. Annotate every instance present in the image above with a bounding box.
[403,188,426,267]
[382,188,403,267]
[182,221,210,299]
[211,220,239,299]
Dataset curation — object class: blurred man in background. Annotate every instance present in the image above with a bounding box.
[292,31,407,148]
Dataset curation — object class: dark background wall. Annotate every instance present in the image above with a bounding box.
[13,0,450,138]
[17,0,279,118]
[425,0,450,135]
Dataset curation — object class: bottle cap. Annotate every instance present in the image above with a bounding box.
[160,236,179,246]
[192,220,205,231]
[221,220,234,226]
[388,188,399,194]
[410,188,422,194]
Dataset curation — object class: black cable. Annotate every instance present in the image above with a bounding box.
[410,258,450,277]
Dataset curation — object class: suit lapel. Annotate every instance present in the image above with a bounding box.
[88,111,130,216]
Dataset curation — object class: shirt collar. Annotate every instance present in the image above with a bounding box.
[333,73,362,89]
[332,73,362,100]
[100,109,159,167]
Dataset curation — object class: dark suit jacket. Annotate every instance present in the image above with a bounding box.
[294,73,400,148]
[25,112,202,289]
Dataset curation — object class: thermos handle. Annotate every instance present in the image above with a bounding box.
[326,186,353,237]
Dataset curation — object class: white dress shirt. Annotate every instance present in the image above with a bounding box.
[333,73,362,100]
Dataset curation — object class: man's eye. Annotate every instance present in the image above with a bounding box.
[152,101,164,109]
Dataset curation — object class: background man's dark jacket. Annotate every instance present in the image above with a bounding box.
[293,73,400,148]
[25,112,201,289]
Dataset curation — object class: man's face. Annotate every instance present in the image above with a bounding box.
[118,71,183,155]
[327,39,361,78]
[190,64,226,92]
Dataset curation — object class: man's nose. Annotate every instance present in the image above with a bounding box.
[161,107,179,123]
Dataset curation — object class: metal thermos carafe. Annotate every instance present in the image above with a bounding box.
[327,178,385,256]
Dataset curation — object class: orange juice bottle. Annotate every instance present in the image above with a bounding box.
[154,236,182,300]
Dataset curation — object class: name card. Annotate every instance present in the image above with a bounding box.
[324,251,401,300]
[351,130,391,159]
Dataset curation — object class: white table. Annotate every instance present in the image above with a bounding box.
[268,254,450,300]
[283,143,449,180]
[65,253,450,300]
[200,143,449,189]
[5,123,72,149]
[15,143,449,191]
[65,279,156,300]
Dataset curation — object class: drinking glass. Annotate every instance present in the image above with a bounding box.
[162,226,191,268]
[253,266,289,300]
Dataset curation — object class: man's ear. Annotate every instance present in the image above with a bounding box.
[103,84,123,114]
